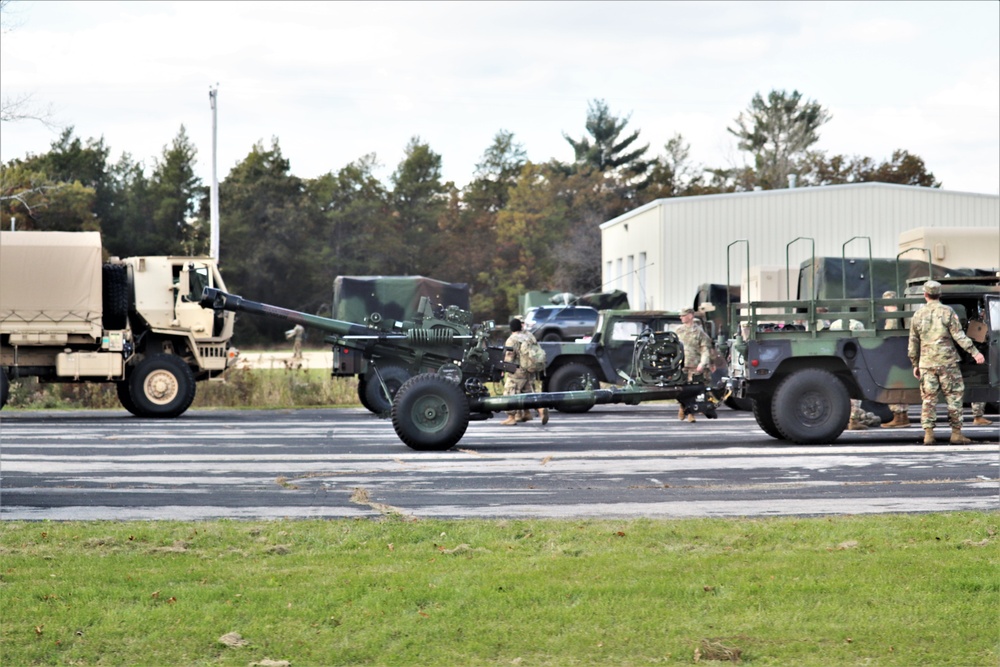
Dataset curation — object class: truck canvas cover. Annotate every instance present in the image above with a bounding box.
[0,231,104,335]
[333,276,470,323]
[797,257,994,300]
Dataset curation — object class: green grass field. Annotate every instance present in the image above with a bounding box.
[1,513,997,666]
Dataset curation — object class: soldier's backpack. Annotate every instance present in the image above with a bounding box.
[519,337,547,373]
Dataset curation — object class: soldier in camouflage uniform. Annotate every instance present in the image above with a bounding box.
[881,291,910,428]
[675,308,713,423]
[907,281,986,444]
[500,318,545,425]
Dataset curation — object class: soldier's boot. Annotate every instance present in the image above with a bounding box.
[518,412,533,423]
[848,419,867,431]
[881,412,909,428]
[500,415,518,426]
[538,408,549,425]
[923,428,936,445]
[973,416,993,426]
[678,407,686,421]
[949,428,972,445]
[686,413,696,423]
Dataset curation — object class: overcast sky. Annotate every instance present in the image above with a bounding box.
[1,1,998,195]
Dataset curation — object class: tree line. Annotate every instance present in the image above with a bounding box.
[1,91,940,342]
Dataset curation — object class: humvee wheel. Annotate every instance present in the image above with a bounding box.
[548,363,597,413]
[129,354,196,418]
[364,365,411,414]
[391,374,469,451]
[772,369,849,443]
[752,395,782,439]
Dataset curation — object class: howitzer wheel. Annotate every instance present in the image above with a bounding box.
[363,365,411,415]
[772,369,849,444]
[392,373,470,451]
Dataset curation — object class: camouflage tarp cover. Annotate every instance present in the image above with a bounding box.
[333,276,470,323]
[577,290,630,311]
[797,257,994,300]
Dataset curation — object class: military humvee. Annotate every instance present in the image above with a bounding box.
[726,263,999,444]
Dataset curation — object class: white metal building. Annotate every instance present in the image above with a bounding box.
[599,183,1000,310]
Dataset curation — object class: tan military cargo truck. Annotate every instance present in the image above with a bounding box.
[0,231,236,416]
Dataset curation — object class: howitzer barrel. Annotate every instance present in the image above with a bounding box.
[199,287,378,338]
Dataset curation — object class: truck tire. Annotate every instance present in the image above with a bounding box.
[540,331,562,342]
[0,371,8,410]
[752,395,782,439]
[771,369,850,444]
[364,366,411,414]
[116,380,139,416]
[391,373,470,451]
[547,363,597,413]
[128,354,196,418]
[102,263,130,330]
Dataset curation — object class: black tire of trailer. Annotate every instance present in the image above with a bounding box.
[546,363,598,413]
[0,371,8,409]
[102,263,130,330]
[752,394,782,439]
[391,373,470,451]
[985,402,999,415]
[363,365,411,415]
[771,369,850,444]
[128,354,196,418]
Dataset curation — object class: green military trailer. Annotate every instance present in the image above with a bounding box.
[725,240,999,444]
[329,276,470,413]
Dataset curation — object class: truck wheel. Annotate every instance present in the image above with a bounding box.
[128,354,196,418]
[541,331,562,342]
[0,372,8,410]
[752,395,782,439]
[547,363,597,413]
[102,264,130,330]
[391,374,470,451]
[364,366,411,414]
[116,380,140,416]
[771,369,849,444]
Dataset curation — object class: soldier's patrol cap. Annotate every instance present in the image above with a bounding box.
[923,280,942,295]
[882,290,897,298]
[680,308,694,316]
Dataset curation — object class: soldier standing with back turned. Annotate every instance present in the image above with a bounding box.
[675,308,713,423]
[907,281,985,445]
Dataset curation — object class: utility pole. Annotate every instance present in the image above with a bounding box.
[209,84,220,260]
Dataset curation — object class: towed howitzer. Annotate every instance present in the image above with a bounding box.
[200,289,712,450]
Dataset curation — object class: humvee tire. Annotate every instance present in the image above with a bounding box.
[547,363,598,413]
[392,373,470,451]
[752,395,782,439]
[772,368,849,444]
